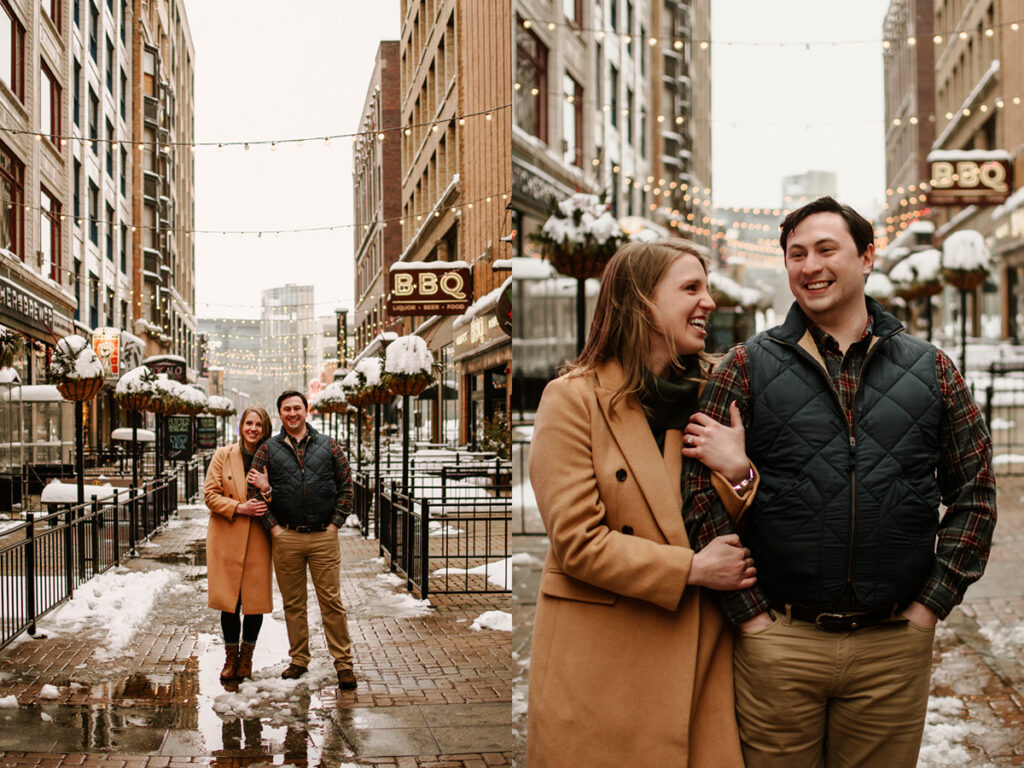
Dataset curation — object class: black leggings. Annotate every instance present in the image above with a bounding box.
[220,601,264,645]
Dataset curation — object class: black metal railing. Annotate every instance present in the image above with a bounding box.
[983,361,1024,476]
[0,454,206,651]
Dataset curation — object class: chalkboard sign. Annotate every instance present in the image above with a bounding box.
[165,415,193,460]
[197,416,217,450]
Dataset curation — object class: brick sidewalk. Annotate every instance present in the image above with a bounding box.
[0,504,513,768]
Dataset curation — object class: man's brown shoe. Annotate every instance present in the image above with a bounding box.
[281,663,307,680]
[337,668,357,690]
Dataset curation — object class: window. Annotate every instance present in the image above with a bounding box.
[0,140,24,258]
[610,65,619,127]
[105,203,113,260]
[626,1,634,55]
[640,25,646,75]
[595,44,602,112]
[120,299,127,330]
[73,159,80,217]
[563,74,583,167]
[105,118,113,175]
[105,37,113,92]
[40,62,61,145]
[73,58,80,126]
[40,187,61,282]
[610,0,617,31]
[88,181,98,244]
[120,1,126,44]
[640,112,646,158]
[119,219,126,272]
[106,287,114,327]
[43,0,61,33]
[0,2,25,101]
[563,0,582,25]
[89,272,98,328]
[120,145,126,195]
[626,87,634,144]
[74,0,79,27]
[89,1,97,61]
[88,88,98,153]
[119,68,126,119]
[73,259,81,320]
[515,20,548,142]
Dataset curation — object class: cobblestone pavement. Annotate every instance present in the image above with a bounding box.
[511,471,1024,766]
[0,504,513,768]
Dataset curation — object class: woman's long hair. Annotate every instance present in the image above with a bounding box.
[238,406,272,446]
[562,238,713,411]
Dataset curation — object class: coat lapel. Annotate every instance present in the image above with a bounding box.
[226,444,247,501]
[594,362,690,546]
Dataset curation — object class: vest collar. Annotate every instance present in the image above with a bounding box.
[769,297,904,346]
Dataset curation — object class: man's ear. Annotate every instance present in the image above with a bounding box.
[861,243,875,276]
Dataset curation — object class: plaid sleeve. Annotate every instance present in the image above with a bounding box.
[330,438,354,527]
[247,443,278,531]
[682,345,771,624]
[914,350,997,617]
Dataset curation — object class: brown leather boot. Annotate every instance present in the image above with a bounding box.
[235,641,256,679]
[220,645,240,682]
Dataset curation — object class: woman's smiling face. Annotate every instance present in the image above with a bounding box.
[648,253,716,362]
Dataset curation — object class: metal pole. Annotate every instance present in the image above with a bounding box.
[960,288,968,373]
[576,276,586,356]
[374,402,382,508]
[132,409,139,489]
[75,401,85,506]
[402,394,410,495]
[356,407,363,472]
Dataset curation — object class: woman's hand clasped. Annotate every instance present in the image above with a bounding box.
[247,467,270,493]
[682,400,750,485]
[687,534,756,590]
[235,498,267,517]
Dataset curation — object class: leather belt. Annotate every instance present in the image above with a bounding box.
[772,603,900,633]
[281,523,328,533]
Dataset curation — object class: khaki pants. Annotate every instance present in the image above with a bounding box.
[272,528,354,671]
[734,610,935,768]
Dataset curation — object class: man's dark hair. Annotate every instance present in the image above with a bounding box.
[277,389,307,411]
[779,196,875,256]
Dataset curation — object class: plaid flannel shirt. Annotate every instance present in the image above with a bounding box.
[248,427,353,530]
[682,313,997,625]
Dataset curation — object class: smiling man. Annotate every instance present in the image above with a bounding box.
[682,196,996,767]
[247,389,357,691]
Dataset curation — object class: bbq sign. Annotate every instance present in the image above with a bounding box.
[928,151,1012,207]
[387,263,473,316]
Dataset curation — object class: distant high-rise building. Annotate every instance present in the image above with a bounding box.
[260,284,315,400]
[781,171,838,207]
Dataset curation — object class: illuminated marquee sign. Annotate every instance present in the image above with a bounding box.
[387,262,473,316]
[928,150,1012,207]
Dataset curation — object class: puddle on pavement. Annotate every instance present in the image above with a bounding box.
[150,539,208,567]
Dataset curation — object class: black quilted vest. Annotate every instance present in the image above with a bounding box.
[744,299,942,611]
[265,424,337,527]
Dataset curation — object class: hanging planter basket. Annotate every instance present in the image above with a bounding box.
[115,391,153,411]
[385,372,434,397]
[942,269,987,291]
[56,377,105,402]
[545,244,614,281]
[361,387,395,406]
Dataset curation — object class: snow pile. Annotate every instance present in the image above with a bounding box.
[542,193,624,247]
[344,513,361,528]
[38,566,178,659]
[38,684,59,700]
[353,358,382,388]
[212,658,339,720]
[0,367,17,383]
[888,248,942,287]
[111,427,155,441]
[865,272,894,301]
[115,365,153,394]
[470,610,512,632]
[428,520,464,537]
[432,552,537,591]
[942,230,990,274]
[978,621,1024,656]
[51,335,104,380]
[40,480,117,503]
[0,695,16,708]
[917,696,988,767]
[384,335,433,375]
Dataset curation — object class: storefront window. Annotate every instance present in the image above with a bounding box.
[0,139,24,257]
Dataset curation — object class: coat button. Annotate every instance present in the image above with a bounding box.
[622,526,634,535]
[615,469,627,481]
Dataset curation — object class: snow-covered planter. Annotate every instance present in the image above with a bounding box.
[314,381,348,414]
[888,248,943,300]
[351,357,394,406]
[204,395,236,418]
[383,335,435,397]
[50,335,105,402]
[865,272,894,303]
[533,193,627,280]
[340,369,368,409]
[942,230,990,291]
[114,365,155,411]
[0,323,23,369]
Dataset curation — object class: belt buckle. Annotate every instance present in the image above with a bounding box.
[814,612,863,632]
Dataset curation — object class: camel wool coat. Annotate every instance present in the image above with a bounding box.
[527,362,756,768]
[204,443,273,614]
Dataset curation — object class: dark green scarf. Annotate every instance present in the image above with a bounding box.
[637,356,701,454]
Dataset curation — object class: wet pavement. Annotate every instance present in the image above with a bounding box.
[0,504,513,768]
[511,462,1024,766]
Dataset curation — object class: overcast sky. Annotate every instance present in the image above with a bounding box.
[711,0,893,214]
[188,1,401,320]
[188,1,892,320]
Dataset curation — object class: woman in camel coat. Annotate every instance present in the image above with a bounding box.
[527,240,760,768]
[205,406,274,682]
